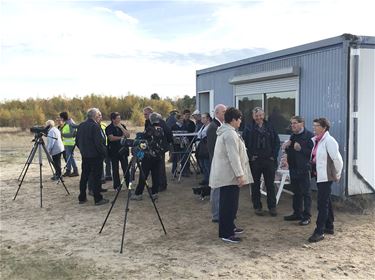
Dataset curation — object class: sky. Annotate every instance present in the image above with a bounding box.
[0,0,374,101]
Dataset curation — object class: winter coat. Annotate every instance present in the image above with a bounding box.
[209,123,253,188]
[207,118,221,162]
[286,128,314,174]
[312,131,343,183]
[46,127,64,156]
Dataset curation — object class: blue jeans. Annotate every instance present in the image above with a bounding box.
[315,181,334,235]
[210,187,220,220]
[65,145,77,172]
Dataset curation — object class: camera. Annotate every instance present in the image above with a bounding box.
[119,133,149,160]
[30,125,50,137]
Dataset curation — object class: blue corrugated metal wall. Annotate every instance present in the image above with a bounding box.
[197,45,348,196]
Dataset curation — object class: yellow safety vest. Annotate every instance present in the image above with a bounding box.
[100,122,108,145]
[61,123,75,146]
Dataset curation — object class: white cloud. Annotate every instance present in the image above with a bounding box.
[1,0,374,101]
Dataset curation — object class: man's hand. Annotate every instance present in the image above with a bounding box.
[294,142,301,151]
[284,140,292,148]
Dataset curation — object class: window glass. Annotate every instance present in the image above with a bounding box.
[236,91,296,135]
[266,91,296,135]
[237,94,262,126]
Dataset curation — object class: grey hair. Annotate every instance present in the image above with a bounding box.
[214,104,226,116]
[45,120,55,127]
[252,107,264,113]
[143,106,153,113]
[87,108,100,119]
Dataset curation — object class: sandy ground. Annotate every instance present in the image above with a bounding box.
[0,130,374,279]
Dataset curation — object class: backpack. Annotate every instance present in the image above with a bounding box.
[144,125,168,158]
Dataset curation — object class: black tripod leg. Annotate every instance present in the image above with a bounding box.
[14,143,38,200]
[137,161,167,235]
[99,157,133,234]
[40,143,70,195]
[99,178,124,234]
[120,189,132,254]
[39,156,43,208]
[18,141,37,181]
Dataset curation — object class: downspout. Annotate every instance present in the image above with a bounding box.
[348,35,375,193]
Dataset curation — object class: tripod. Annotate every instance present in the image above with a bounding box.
[14,135,70,207]
[99,155,167,253]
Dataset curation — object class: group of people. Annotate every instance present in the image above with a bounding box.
[45,112,79,182]
[44,104,343,244]
[207,105,343,244]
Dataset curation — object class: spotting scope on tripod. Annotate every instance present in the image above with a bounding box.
[14,125,70,207]
[99,136,167,253]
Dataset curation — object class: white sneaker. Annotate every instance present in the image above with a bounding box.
[130,194,142,201]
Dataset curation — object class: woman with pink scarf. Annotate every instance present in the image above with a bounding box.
[309,117,343,243]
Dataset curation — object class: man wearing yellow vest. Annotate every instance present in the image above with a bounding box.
[60,112,79,177]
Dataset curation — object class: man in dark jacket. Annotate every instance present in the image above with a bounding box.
[284,116,314,225]
[76,108,108,206]
[132,112,171,200]
[243,107,280,216]
[207,104,226,223]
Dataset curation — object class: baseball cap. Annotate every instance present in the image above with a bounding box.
[192,110,200,116]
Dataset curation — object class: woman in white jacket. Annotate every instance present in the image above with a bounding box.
[308,117,343,243]
[209,107,253,243]
[45,120,65,180]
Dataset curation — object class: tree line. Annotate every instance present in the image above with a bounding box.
[0,93,196,129]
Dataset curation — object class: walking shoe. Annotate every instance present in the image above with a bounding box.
[151,193,159,200]
[254,208,264,216]
[269,208,277,217]
[308,233,324,243]
[50,175,59,181]
[69,171,79,177]
[62,171,71,177]
[95,198,109,206]
[221,236,241,243]
[299,218,311,226]
[79,199,87,204]
[234,228,244,234]
[130,194,143,201]
[324,228,334,234]
[284,214,302,221]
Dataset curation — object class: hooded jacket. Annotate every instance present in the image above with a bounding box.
[209,123,253,188]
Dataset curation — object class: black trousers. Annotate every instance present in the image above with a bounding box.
[135,156,163,195]
[159,154,167,191]
[52,152,62,177]
[219,185,240,238]
[110,153,129,189]
[250,158,276,210]
[79,157,103,203]
[290,171,312,219]
[315,181,334,235]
